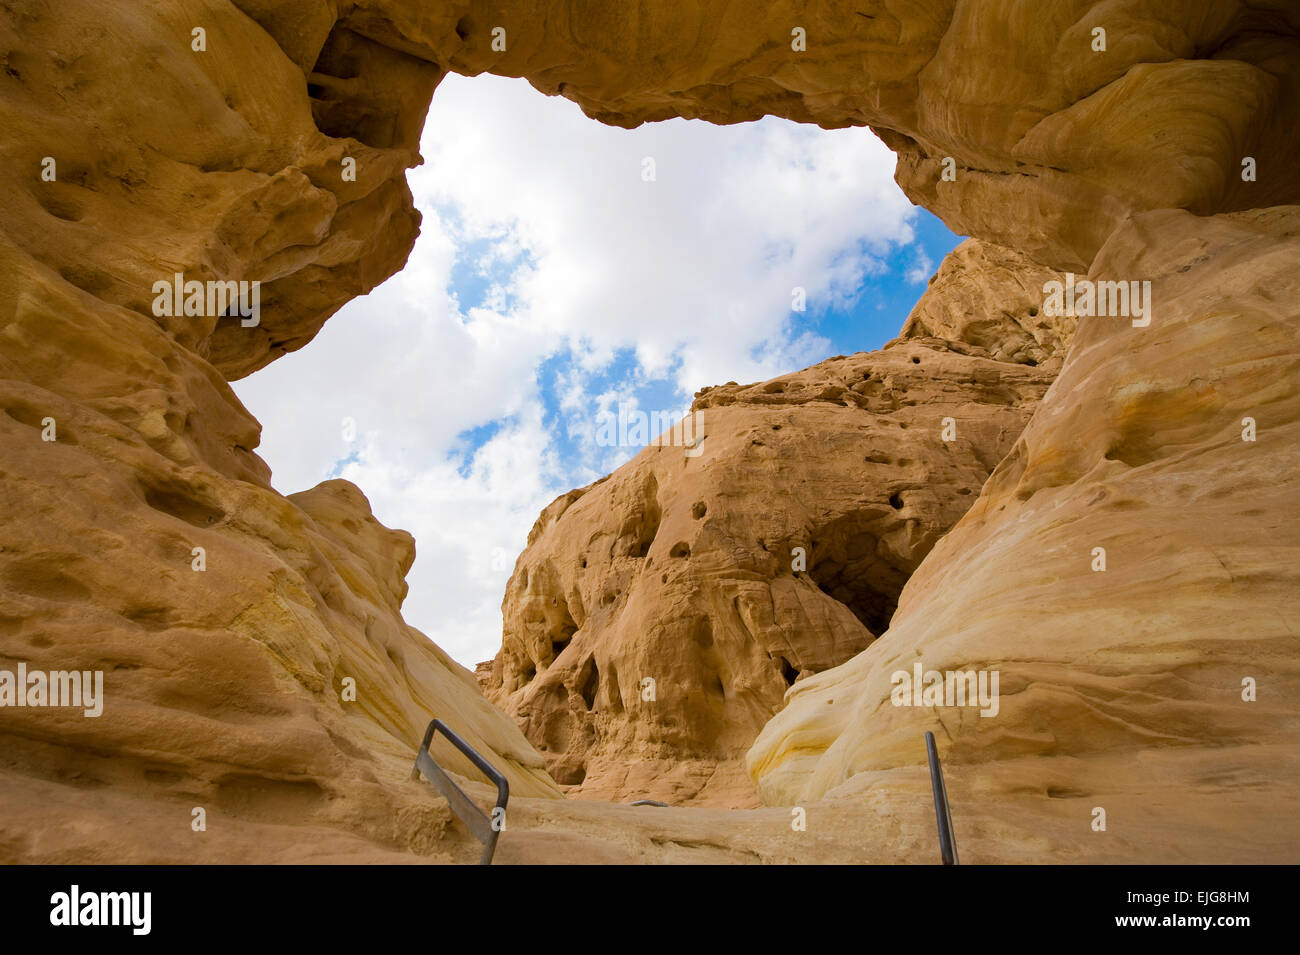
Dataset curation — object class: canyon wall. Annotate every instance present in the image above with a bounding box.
[750,206,1300,833]
[0,0,1296,861]
[486,239,1068,805]
[0,0,558,864]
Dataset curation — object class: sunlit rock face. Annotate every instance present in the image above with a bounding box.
[0,0,1297,862]
[899,239,1076,371]
[485,244,1065,806]
[748,207,1300,835]
[0,0,556,864]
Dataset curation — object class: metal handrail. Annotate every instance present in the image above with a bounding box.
[409,718,510,865]
[924,731,959,865]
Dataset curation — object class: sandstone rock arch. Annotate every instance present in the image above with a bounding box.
[1,0,1297,861]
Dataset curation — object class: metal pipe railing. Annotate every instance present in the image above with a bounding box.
[410,718,510,865]
[925,730,959,865]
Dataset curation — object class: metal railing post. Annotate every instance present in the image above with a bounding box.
[410,718,510,865]
[925,730,959,865]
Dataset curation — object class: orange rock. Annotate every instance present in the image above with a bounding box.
[486,249,1063,804]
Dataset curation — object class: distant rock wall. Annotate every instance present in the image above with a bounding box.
[485,241,1065,805]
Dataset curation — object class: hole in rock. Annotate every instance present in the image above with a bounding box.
[1104,431,1160,468]
[140,480,225,528]
[306,20,440,150]
[577,657,599,710]
[804,510,914,636]
[617,473,662,559]
[2,555,92,603]
[59,265,111,295]
[121,605,173,631]
[35,190,83,222]
[605,662,623,714]
[4,402,62,434]
[551,635,571,662]
[230,72,965,720]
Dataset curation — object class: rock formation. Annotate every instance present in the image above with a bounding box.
[0,0,557,863]
[750,206,1300,815]
[484,238,1066,805]
[1,0,1297,862]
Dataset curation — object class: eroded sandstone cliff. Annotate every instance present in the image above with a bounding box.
[747,205,1300,860]
[485,238,1067,806]
[1,0,1296,863]
[0,0,558,864]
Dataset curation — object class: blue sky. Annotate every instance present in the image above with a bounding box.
[233,73,961,665]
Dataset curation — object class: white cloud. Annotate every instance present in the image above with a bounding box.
[233,73,924,666]
[906,248,935,285]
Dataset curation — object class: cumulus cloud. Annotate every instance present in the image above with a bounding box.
[233,73,930,666]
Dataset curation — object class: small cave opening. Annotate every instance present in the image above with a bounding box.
[577,657,599,710]
[617,473,662,559]
[804,511,914,637]
[306,20,441,151]
[778,655,799,686]
[533,578,579,668]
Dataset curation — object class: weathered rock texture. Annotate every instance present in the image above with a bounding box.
[258,0,1300,274]
[899,239,1075,369]
[0,0,558,864]
[1,0,1298,862]
[750,207,1300,817]
[485,241,1066,806]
